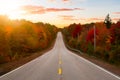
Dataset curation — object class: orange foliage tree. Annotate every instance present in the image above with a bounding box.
[0,15,58,63]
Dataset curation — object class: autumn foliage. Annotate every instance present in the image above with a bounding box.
[72,24,82,38]
[110,21,120,44]
[0,15,58,63]
[62,20,120,65]
[86,28,98,44]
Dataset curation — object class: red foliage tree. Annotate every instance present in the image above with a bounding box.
[72,24,82,38]
[86,28,99,44]
[110,22,120,44]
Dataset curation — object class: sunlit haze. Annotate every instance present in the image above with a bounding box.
[0,0,120,28]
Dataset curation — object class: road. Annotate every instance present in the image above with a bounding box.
[0,32,120,80]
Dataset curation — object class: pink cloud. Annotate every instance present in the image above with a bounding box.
[48,0,55,2]
[46,8,83,12]
[88,18,104,21]
[113,12,120,14]
[21,5,45,14]
[21,5,84,14]
[59,15,79,20]
[112,18,120,21]
[62,0,69,2]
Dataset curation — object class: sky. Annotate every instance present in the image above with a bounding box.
[0,0,120,28]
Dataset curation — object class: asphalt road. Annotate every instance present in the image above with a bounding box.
[0,32,120,80]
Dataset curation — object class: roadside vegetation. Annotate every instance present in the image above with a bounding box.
[62,14,120,65]
[0,15,58,64]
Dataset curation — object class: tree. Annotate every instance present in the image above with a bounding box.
[110,21,120,44]
[86,28,98,44]
[72,24,82,38]
[104,14,112,29]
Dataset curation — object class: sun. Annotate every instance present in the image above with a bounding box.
[0,0,24,19]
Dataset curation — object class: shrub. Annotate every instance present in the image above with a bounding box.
[109,45,120,64]
[86,43,94,55]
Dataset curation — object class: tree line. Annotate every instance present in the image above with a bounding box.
[62,15,120,65]
[0,15,58,63]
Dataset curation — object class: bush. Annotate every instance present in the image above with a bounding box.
[86,43,94,55]
[0,55,11,63]
[68,38,77,48]
[109,45,120,64]
[0,56,5,64]
[95,46,108,60]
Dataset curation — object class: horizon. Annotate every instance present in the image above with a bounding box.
[0,0,120,28]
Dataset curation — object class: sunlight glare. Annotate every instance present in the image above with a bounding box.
[0,0,25,19]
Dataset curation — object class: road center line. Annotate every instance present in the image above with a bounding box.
[59,60,62,64]
[58,53,62,75]
[58,68,62,75]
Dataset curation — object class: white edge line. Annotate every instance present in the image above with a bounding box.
[70,51,120,80]
[0,33,58,78]
[0,58,37,78]
[0,51,51,78]
[62,33,120,79]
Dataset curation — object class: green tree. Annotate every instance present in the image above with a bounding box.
[104,14,112,29]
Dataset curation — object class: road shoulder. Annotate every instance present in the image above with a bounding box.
[0,39,56,76]
[67,48,120,77]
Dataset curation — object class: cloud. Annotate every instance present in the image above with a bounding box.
[112,18,120,21]
[59,16,104,21]
[21,5,45,14]
[48,0,55,2]
[62,0,69,2]
[46,8,83,12]
[59,15,79,20]
[62,0,69,1]
[62,0,86,2]
[88,18,104,21]
[113,12,120,14]
[21,5,83,14]
[48,0,86,3]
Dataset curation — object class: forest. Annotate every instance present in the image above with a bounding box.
[0,15,58,64]
[62,15,120,65]
[0,14,120,66]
